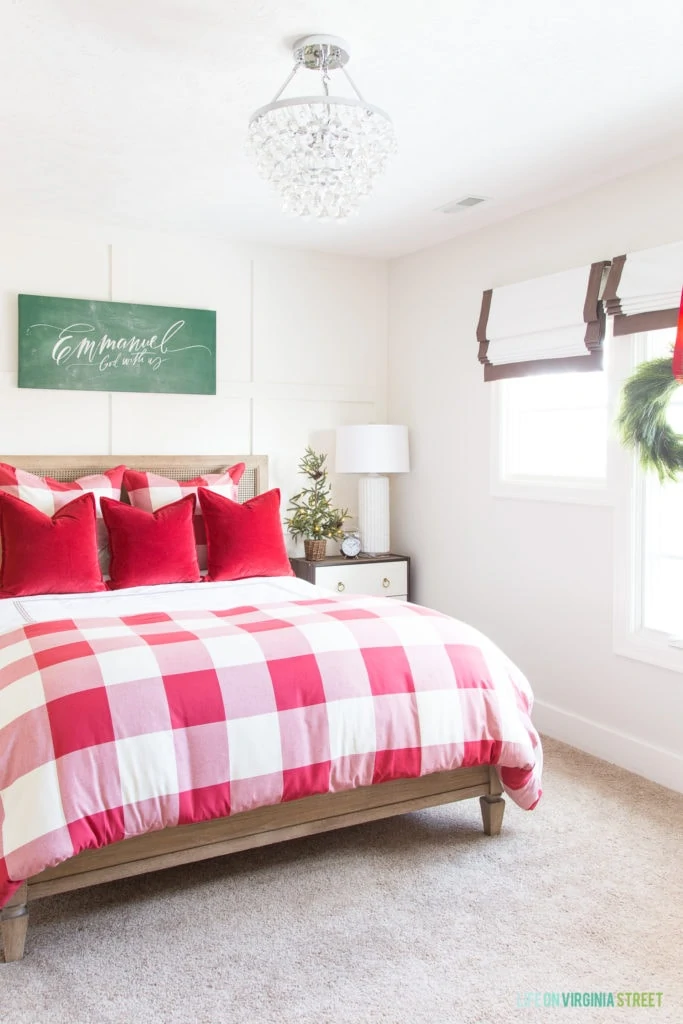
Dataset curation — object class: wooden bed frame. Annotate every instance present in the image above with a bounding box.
[0,455,506,963]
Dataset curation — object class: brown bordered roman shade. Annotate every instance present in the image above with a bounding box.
[604,241,683,336]
[477,261,609,381]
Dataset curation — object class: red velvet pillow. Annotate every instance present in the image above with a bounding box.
[101,494,200,590]
[0,462,126,576]
[123,463,245,572]
[0,491,105,597]
[198,487,294,581]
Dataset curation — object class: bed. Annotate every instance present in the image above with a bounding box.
[0,455,542,962]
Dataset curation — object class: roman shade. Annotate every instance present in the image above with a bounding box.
[477,261,609,381]
[604,240,683,336]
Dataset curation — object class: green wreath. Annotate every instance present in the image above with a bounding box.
[617,355,683,481]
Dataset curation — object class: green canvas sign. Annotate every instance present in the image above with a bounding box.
[18,294,216,395]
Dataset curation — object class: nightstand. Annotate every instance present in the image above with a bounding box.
[290,553,410,601]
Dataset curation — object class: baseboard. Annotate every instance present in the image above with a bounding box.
[533,699,683,794]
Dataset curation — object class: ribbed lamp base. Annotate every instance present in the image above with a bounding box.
[358,475,390,555]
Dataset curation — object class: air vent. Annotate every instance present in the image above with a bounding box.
[436,195,489,214]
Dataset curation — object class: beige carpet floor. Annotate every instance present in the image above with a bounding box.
[2,737,682,1024]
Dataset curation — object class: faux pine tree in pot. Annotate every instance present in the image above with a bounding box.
[285,447,350,560]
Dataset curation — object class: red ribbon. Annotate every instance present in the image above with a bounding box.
[673,287,683,381]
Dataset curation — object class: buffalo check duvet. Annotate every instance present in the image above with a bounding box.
[0,594,543,908]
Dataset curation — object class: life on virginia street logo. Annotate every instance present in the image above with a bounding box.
[516,991,664,1009]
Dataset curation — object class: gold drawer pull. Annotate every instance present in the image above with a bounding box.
[382,577,391,589]
[336,581,346,592]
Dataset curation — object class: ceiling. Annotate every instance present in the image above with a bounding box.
[2,0,683,259]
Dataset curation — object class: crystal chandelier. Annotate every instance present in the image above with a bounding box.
[248,35,396,220]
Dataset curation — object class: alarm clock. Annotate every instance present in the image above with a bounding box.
[340,531,362,559]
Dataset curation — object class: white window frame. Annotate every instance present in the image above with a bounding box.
[490,364,613,506]
[612,331,683,674]
[488,324,683,671]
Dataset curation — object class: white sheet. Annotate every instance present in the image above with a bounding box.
[0,577,323,633]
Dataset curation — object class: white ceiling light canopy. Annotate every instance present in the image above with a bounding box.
[247,34,396,221]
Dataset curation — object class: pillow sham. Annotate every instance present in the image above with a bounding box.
[101,493,201,590]
[123,464,245,571]
[0,491,106,597]
[198,486,294,581]
[0,463,126,575]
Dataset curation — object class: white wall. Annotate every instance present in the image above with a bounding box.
[0,220,388,550]
[388,154,683,792]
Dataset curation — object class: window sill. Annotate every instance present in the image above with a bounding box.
[614,627,683,674]
[491,476,612,506]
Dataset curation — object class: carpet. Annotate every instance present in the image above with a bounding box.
[2,737,682,1024]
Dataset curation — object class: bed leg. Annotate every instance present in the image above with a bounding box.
[480,767,505,836]
[1,884,28,963]
[480,795,505,836]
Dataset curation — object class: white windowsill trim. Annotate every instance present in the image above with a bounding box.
[614,628,683,674]
[491,476,612,505]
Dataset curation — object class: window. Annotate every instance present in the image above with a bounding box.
[489,312,683,668]
[637,329,683,636]
[614,326,683,671]
[492,354,610,502]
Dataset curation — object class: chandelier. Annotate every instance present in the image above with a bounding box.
[248,35,396,220]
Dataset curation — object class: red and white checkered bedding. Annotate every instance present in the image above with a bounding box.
[0,592,543,909]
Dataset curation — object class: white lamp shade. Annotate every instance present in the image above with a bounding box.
[335,424,410,474]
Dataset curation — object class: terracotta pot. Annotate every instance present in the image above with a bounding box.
[304,538,327,561]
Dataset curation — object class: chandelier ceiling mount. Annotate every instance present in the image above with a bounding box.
[292,35,351,72]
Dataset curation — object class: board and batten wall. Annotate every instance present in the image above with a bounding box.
[0,221,388,550]
[388,153,683,793]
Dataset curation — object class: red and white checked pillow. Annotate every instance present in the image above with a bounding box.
[0,463,125,577]
[123,464,245,571]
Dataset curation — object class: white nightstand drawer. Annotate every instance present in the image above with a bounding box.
[314,561,408,599]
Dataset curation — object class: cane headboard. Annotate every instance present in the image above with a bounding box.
[0,455,268,503]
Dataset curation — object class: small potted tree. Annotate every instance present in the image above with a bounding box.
[285,447,350,560]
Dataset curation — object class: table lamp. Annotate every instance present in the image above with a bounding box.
[335,424,410,555]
